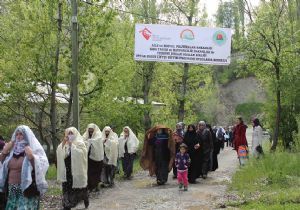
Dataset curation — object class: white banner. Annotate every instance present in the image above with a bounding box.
[134,24,232,65]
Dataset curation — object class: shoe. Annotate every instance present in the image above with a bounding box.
[202,174,207,179]
[184,186,188,191]
[84,199,89,209]
[179,183,183,189]
[173,175,177,179]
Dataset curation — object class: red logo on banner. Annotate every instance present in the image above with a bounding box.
[139,28,152,40]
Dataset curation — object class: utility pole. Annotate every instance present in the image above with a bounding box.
[71,0,79,129]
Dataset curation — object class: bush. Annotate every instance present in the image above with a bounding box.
[235,102,264,123]
[228,150,300,209]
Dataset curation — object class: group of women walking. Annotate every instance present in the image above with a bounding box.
[0,116,262,209]
[140,121,220,185]
[0,124,139,210]
[56,124,139,210]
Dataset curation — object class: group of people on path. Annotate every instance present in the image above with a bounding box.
[140,121,223,192]
[56,124,139,210]
[0,116,264,210]
[0,124,139,210]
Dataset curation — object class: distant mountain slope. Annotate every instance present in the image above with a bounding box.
[217,77,267,125]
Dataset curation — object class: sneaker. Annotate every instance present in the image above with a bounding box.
[184,186,188,191]
[179,183,183,189]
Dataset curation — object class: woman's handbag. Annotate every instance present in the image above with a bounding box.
[255,145,264,154]
[23,170,40,198]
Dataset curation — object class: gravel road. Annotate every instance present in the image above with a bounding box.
[85,146,240,210]
[45,129,256,210]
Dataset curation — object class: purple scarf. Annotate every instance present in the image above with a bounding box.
[13,140,27,155]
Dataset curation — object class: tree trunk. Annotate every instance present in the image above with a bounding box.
[271,65,281,151]
[297,0,300,29]
[143,62,154,132]
[178,63,189,122]
[50,1,62,156]
[178,16,192,122]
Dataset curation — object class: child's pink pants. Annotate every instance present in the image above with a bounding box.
[177,170,188,187]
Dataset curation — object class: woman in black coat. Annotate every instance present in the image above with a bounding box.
[184,124,201,183]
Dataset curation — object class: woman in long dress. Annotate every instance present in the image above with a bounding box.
[233,117,248,152]
[0,125,49,210]
[82,123,103,191]
[101,126,119,187]
[183,124,201,183]
[252,118,263,158]
[118,126,139,179]
[140,125,175,185]
[57,127,89,210]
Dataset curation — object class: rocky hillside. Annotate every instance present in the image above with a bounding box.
[217,77,267,125]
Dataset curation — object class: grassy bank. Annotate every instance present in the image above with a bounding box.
[227,151,300,209]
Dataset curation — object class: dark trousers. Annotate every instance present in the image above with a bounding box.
[201,152,210,176]
[122,153,135,177]
[101,164,116,186]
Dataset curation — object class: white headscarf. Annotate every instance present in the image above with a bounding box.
[82,123,104,162]
[118,126,139,158]
[0,125,49,194]
[56,127,87,188]
[101,126,119,166]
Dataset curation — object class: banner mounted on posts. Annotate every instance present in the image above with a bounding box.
[134,24,232,65]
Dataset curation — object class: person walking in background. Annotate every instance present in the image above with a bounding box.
[175,143,190,191]
[101,126,119,187]
[0,135,5,153]
[197,121,213,179]
[82,123,103,192]
[228,126,234,147]
[140,125,175,185]
[252,118,264,158]
[0,125,49,210]
[233,117,248,152]
[184,124,201,184]
[57,127,89,210]
[172,122,184,178]
[207,124,220,172]
[118,126,139,179]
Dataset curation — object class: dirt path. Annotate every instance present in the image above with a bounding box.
[68,129,253,210]
[84,148,239,210]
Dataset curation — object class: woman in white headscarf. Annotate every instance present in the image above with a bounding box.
[101,126,118,187]
[0,125,49,210]
[57,127,88,210]
[82,123,103,191]
[118,126,139,179]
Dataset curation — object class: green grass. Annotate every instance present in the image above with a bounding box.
[228,151,300,209]
[46,164,57,180]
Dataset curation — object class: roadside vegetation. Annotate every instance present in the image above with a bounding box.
[227,148,300,209]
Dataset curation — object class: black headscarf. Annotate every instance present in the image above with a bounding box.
[184,124,198,153]
[253,118,261,128]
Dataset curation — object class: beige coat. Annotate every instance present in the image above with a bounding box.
[82,123,104,162]
[57,127,88,188]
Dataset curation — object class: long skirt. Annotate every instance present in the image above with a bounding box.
[200,151,210,177]
[154,147,170,184]
[62,155,88,209]
[87,158,103,191]
[188,152,201,183]
[122,153,135,178]
[101,164,116,187]
[62,182,88,209]
[5,184,39,210]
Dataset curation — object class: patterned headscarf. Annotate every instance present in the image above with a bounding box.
[13,127,29,155]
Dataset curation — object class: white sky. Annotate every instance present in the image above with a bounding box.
[200,0,260,20]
